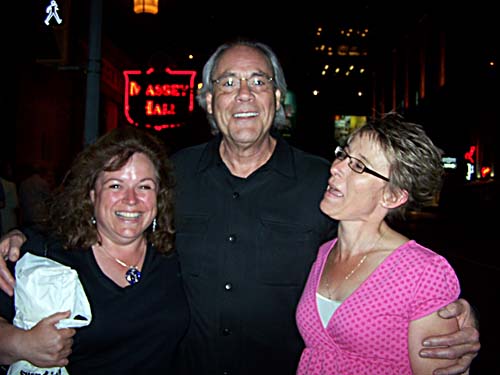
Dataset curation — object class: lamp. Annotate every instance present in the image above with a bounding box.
[133,0,159,15]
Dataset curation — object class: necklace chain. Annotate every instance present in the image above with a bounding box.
[325,228,386,300]
[344,254,368,281]
[99,245,139,269]
[325,253,368,300]
[98,245,144,285]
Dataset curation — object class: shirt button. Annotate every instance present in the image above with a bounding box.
[222,328,231,336]
[232,192,239,199]
[228,234,236,242]
[224,283,232,291]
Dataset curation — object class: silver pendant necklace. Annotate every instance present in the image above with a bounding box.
[99,245,144,285]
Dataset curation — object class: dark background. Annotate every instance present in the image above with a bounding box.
[3,1,498,372]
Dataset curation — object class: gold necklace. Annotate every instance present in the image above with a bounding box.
[343,254,368,281]
[325,228,385,300]
[325,253,368,300]
[98,245,144,285]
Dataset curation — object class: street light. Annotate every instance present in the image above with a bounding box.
[133,0,159,14]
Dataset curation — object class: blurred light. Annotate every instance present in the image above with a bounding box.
[466,163,474,181]
[133,0,158,14]
[442,156,457,169]
[464,146,476,164]
[481,166,492,178]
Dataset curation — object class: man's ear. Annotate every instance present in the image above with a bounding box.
[206,93,213,114]
[381,187,408,209]
[275,89,282,111]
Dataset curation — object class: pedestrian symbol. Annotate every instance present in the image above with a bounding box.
[44,0,62,26]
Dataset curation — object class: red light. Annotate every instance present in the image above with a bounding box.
[464,146,476,164]
[481,166,491,178]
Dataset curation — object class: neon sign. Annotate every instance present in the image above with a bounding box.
[44,0,62,25]
[123,68,197,131]
[464,146,476,164]
[481,166,492,178]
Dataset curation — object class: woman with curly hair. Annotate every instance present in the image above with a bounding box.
[0,126,189,374]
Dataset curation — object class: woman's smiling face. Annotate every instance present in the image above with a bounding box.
[90,152,158,245]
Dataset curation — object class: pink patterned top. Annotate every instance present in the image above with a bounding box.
[296,239,460,375]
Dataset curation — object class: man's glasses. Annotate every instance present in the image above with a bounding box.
[334,146,390,181]
[212,74,274,94]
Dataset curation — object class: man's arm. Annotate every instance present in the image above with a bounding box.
[409,310,459,374]
[419,298,480,375]
[0,313,75,367]
[0,229,26,296]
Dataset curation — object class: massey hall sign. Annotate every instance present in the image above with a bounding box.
[123,67,197,131]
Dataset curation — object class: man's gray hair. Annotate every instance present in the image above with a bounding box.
[196,39,288,135]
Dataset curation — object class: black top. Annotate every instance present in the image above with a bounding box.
[171,133,338,375]
[0,229,190,375]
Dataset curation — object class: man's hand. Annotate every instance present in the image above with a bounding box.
[420,298,480,375]
[0,229,26,296]
[20,311,75,367]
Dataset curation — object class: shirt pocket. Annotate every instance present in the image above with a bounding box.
[175,214,210,276]
[257,218,316,286]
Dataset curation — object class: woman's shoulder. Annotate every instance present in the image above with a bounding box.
[400,240,443,259]
[394,240,456,275]
[22,229,82,267]
[151,247,182,266]
[21,227,51,256]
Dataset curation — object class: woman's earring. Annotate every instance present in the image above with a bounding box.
[91,217,97,225]
[152,218,157,232]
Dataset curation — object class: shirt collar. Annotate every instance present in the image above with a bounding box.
[196,131,296,179]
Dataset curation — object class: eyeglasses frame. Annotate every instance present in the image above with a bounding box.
[334,146,390,182]
[211,73,274,93]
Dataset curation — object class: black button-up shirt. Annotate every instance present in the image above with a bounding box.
[172,133,338,375]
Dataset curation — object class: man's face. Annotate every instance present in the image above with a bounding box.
[206,45,282,148]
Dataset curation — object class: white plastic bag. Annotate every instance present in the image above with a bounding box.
[7,252,92,375]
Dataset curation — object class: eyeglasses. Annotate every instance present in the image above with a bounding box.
[211,74,274,94]
[334,146,390,181]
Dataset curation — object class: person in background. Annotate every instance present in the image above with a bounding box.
[0,40,480,375]
[18,162,52,229]
[296,113,477,374]
[0,160,19,235]
[0,126,189,374]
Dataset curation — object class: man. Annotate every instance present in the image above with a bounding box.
[0,40,480,375]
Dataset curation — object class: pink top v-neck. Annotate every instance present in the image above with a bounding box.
[296,239,460,375]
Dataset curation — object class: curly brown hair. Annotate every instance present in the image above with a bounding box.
[46,126,175,253]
